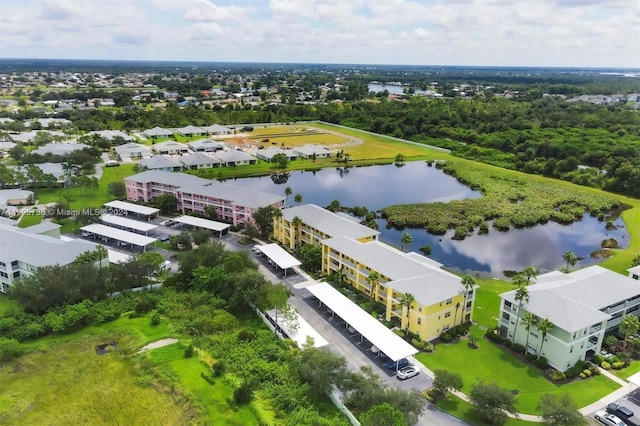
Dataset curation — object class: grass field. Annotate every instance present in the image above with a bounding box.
[436,394,541,426]
[0,295,19,315]
[17,212,43,228]
[0,330,193,425]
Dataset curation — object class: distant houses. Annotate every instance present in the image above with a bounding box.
[138,155,183,172]
[143,126,173,139]
[179,153,221,170]
[151,141,189,155]
[187,139,225,152]
[256,146,298,162]
[293,144,332,159]
[87,130,134,142]
[33,142,88,156]
[115,142,153,160]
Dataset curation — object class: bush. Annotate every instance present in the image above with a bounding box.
[582,369,592,377]
[485,328,504,344]
[525,353,536,362]
[412,338,434,352]
[612,361,626,370]
[592,354,605,365]
[184,344,195,358]
[0,337,25,363]
[511,343,525,353]
[440,331,454,343]
[533,356,548,369]
[200,371,215,385]
[233,380,255,405]
[604,334,619,349]
[134,297,155,315]
[545,368,566,382]
[150,312,161,326]
[237,329,257,342]
[601,361,611,370]
[586,362,600,375]
[579,373,586,379]
[565,360,587,378]
[212,361,225,377]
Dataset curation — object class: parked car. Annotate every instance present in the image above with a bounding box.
[158,234,170,242]
[397,365,419,380]
[165,220,176,227]
[385,358,410,370]
[595,410,628,426]
[252,245,261,253]
[607,404,634,420]
[370,345,379,354]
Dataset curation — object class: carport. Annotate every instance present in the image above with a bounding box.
[628,371,640,400]
[101,214,158,235]
[306,282,418,364]
[257,243,301,277]
[265,308,329,348]
[104,200,159,221]
[172,215,230,237]
[81,223,157,252]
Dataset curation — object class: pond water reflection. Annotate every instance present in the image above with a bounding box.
[228,162,629,277]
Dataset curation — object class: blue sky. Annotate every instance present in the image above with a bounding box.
[0,0,638,67]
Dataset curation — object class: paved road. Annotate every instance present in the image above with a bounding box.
[220,233,469,426]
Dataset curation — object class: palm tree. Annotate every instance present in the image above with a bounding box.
[454,302,461,333]
[291,216,302,249]
[522,313,538,355]
[511,279,529,344]
[536,318,553,359]
[562,251,578,270]
[95,244,108,269]
[366,271,380,301]
[328,199,341,212]
[620,314,640,349]
[461,274,476,322]
[294,193,303,205]
[522,265,537,284]
[400,293,416,334]
[284,186,292,205]
[400,232,412,252]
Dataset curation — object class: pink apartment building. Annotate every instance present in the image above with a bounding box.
[125,170,284,226]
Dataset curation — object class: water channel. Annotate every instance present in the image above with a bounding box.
[226,161,629,278]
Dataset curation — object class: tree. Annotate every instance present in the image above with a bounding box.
[631,254,640,268]
[433,369,463,397]
[461,274,476,322]
[399,232,412,252]
[204,205,218,220]
[153,194,178,214]
[360,403,408,426]
[271,153,289,169]
[8,144,26,161]
[366,271,380,301]
[327,199,341,212]
[522,265,537,284]
[294,193,303,205]
[253,206,276,237]
[536,318,553,360]
[139,251,165,276]
[536,394,585,426]
[267,283,292,329]
[297,243,322,272]
[291,216,302,248]
[511,275,529,344]
[284,186,292,205]
[522,312,538,355]
[469,381,518,425]
[400,293,415,334]
[298,347,348,397]
[620,314,640,348]
[107,181,126,199]
[562,251,578,270]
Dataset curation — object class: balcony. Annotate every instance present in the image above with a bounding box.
[589,324,602,334]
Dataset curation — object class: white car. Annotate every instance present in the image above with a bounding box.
[595,410,628,426]
[396,365,420,380]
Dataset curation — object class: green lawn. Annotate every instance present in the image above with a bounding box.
[17,212,43,228]
[0,295,19,315]
[35,163,136,209]
[147,344,269,425]
[417,332,621,415]
[612,360,640,379]
[436,394,541,426]
[0,326,193,425]
[472,277,511,329]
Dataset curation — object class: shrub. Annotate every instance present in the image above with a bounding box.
[134,297,155,315]
[200,372,215,385]
[565,360,587,378]
[579,373,586,379]
[485,328,504,344]
[150,312,161,326]
[0,337,25,363]
[582,369,592,377]
[545,368,566,382]
[533,356,548,369]
[233,380,255,405]
[601,361,611,370]
[586,362,600,375]
[612,361,626,370]
[212,361,225,377]
[184,344,195,358]
[511,344,525,354]
[604,334,618,349]
[412,338,434,352]
[592,354,605,365]
[237,329,257,342]
[440,331,453,343]
[525,353,536,361]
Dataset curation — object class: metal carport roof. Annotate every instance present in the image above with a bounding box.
[101,214,158,233]
[104,200,160,216]
[81,223,157,247]
[306,281,418,362]
[257,243,301,269]
[173,215,231,232]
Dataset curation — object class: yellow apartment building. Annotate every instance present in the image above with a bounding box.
[273,204,379,250]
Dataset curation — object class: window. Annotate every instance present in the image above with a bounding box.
[417,318,421,325]
[443,325,450,331]
[504,301,512,309]
[12,271,20,279]
[502,312,510,321]
[446,298,453,305]
[418,306,422,312]
[10,260,18,267]
[444,312,451,318]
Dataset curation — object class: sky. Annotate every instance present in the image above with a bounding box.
[0,0,639,68]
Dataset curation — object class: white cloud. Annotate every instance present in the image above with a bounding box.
[0,0,637,66]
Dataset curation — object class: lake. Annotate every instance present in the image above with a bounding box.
[226,162,629,278]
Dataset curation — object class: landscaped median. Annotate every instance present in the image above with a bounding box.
[416,327,622,415]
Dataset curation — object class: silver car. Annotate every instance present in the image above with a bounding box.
[397,365,419,380]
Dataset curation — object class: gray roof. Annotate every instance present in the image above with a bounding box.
[0,141,16,150]
[16,162,66,179]
[21,221,61,234]
[321,236,463,308]
[257,146,298,160]
[175,125,206,135]
[501,265,640,332]
[179,153,221,166]
[187,139,224,151]
[87,130,133,141]
[139,155,182,170]
[201,124,233,133]
[178,182,284,209]
[282,204,379,240]
[114,142,153,156]
[0,189,33,206]
[215,150,256,163]
[11,130,67,143]
[33,142,87,156]
[628,266,640,276]
[143,126,173,137]
[152,141,188,153]
[0,118,14,124]
[293,144,332,156]
[0,223,98,267]
[30,118,71,127]
[125,170,210,187]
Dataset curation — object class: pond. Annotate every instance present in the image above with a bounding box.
[226,162,629,278]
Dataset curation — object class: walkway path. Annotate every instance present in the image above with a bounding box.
[137,338,179,353]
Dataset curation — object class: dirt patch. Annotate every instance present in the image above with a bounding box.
[137,338,179,353]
